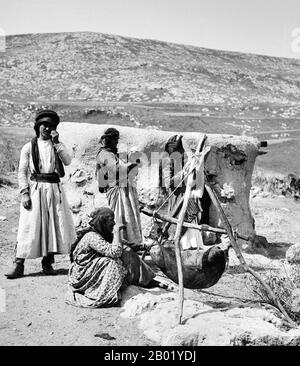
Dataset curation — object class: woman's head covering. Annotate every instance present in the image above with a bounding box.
[165,135,184,155]
[99,127,120,155]
[69,207,115,262]
[89,207,115,243]
[100,127,120,141]
[34,109,60,134]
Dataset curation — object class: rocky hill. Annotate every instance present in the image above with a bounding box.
[1,32,300,177]
[1,31,300,105]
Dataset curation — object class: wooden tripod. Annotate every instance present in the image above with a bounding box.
[151,134,297,327]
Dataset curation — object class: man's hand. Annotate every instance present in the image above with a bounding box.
[22,193,32,210]
[50,130,60,144]
[128,149,142,168]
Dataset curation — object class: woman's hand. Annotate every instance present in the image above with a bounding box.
[22,193,32,210]
[114,224,126,245]
[121,238,130,246]
[115,223,126,232]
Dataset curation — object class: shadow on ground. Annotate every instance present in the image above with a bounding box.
[244,241,293,259]
[24,268,69,278]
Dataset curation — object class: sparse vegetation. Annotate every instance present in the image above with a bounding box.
[248,266,300,325]
[0,135,18,174]
[252,171,300,200]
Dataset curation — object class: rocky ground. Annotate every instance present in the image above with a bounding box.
[1,180,300,346]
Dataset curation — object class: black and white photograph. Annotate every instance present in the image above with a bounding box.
[1,0,300,351]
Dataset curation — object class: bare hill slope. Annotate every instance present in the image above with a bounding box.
[1,31,300,105]
[1,32,300,177]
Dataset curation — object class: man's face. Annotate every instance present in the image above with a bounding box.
[39,122,55,140]
[109,136,119,149]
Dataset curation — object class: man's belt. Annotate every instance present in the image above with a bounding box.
[30,172,60,183]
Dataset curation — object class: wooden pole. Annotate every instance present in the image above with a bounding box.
[173,135,207,324]
[204,179,297,328]
[141,207,250,241]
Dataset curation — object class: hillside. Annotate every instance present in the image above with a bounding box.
[1,32,300,176]
[1,32,300,105]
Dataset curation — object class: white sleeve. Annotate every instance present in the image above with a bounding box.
[98,150,129,176]
[53,142,72,166]
[18,143,30,194]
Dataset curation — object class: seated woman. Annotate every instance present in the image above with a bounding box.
[65,207,127,308]
[65,207,155,308]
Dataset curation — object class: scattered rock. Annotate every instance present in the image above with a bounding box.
[121,288,300,346]
[0,177,16,187]
[94,333,116,340]
[73,176,87,186]
[70,169,88,187]
[290,289,300,313]
[66,190,82,213]
[286,244,300,264]
[83,189,94,196]
[120,287,176,318]
[285,264,300,285]
[221,183,235,199]
[250,186,262,198]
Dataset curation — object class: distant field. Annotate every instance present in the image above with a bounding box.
[0,127,33,175]
[254,138,300,176]
[1,100,300,177]
[1,102,299,178]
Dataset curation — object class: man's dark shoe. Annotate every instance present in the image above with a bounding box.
[5,263,24,279]
[42,264,56,276]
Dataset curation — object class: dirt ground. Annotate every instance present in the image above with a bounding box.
[0,182,299,346]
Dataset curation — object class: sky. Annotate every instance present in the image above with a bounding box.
[0,0,300,59]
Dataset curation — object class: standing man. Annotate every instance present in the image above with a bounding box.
[5,110,76,279]
[95,127,143,251]
[161,134,205,250]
